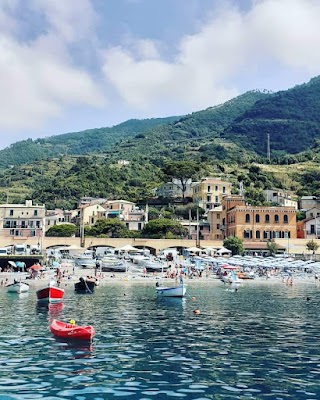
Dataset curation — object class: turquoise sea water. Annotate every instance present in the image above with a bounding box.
[0,280,320,399]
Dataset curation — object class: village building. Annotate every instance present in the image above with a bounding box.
[208,195,297,241]
[192,177,232,212]
[156,179,193,199]
[264,189,298,209]
[0,200,45,238]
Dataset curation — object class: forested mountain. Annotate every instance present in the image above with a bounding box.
[223,77,320,155]
[1,76,320,209]
[0,116,178,168]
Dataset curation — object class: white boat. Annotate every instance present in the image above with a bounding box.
[99,256,127,272]
[139,259,169,273]
[6,280,29,294]
[156,282,187,297]
[74,255,96,268]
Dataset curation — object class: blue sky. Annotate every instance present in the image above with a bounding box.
[0,0,319,148]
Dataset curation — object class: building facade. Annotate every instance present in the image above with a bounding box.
[265,189,298,209]
[192,178,232,212]
[208,195,297,241]
[156,179,193,199]
[0,200,45,238]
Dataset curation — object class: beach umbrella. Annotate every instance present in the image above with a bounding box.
[116,244,139,252]
[52,261,60,268]
[29,264,44,271]
[16,261,26,270]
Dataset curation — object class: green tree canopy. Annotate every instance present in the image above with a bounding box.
[46,224,77,237]
[142,218,188,239]
[267,240,278,256]
[223,236,244,255]
[87,218,131,238]
[306,239,319,254]
[162,160,200,201]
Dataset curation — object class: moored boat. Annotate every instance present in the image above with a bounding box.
[75,277,96,294]
[37,280,64,303]
[6,280,29,294]
[156,279,187,297]
[50,319,95,340]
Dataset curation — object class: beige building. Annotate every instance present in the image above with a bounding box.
[192,177,232,212]
[0,200,45,239]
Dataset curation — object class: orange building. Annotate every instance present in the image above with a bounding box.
[208,195,297,240]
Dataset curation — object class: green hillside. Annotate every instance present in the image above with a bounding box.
[0,116,179,168]
[1,77,320,209]
[223,77,320,156]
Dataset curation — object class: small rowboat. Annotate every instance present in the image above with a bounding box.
[156,283,186,297]
[37,280,64,304]
[50,319,95,341]
[6,281,29,294]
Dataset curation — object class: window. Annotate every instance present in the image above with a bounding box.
[255,214,260,223]
[244,230,251,239]
[207,195,211,202]
[256,230,260,239]
[48,221,51,226]
[30,230,36,237]
[34,210,38,216]
[283,215,288,223]
[215,185,218,191]
[9,209,13,216]
[138,223,142,230]
[265,214,270,223]
[36,221,40,228]
[217,224,220,229]
[10,229,14,236]
[217,213,220,219]
[245,213,250,223]
[215,196,219,203]
[222,186,226,193]
[21,221,26,228]
[207,186,211,192]
[274,215,279,223]
[264,231,270,239]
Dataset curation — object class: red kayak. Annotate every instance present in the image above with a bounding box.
[50,319,95,340]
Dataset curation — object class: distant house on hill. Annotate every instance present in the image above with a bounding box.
[299,196,319,211]
[265,189,298,209]
[156,179,193,199]
[117,160,130,166]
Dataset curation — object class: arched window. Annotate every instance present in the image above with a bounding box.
[265,214,270,223]
[274,214,279,223]
[245,213,250,223]
[283,214,288,223]
[256,230,260,239]
[255,214,260,223]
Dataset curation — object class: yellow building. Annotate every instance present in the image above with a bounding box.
[192,177,232,212]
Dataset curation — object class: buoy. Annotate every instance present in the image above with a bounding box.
[192,297,196,301]
[193,309,200,314]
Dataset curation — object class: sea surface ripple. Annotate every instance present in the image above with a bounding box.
[0,279,320,399]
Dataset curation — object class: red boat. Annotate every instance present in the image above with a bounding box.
[37,281,64,304]
[50,319,95,340]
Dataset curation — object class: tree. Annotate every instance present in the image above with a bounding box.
[88,218,130,238]
[223,236,244,255]
[142,218,188,239]
[162,160,200,201]
[46,224,77,237]
[306,239,319,255]
[267,240,278,256]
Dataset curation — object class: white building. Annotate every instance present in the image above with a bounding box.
[265,189,298,209]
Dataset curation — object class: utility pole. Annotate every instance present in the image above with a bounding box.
[196,206,200,248]
[267,133,271,161]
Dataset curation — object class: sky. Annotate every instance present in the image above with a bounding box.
[0,0,320,149]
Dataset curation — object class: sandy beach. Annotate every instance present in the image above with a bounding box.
[0,265,318,291]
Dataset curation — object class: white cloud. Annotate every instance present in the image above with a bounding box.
[0,0,105,131]
[102,0,320,114]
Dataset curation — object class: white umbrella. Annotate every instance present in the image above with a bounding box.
[216,247,232,255]
[116,244,139,252]
[186,246,203,253]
